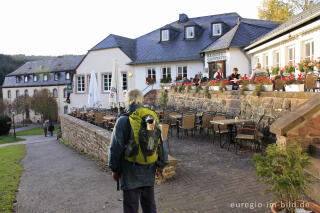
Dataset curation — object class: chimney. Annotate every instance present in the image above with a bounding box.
[179,13,189,23]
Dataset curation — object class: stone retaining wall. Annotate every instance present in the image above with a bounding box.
[60,114,112,162]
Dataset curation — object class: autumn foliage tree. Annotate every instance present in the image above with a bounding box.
[258,0,319,22]
[12,95,31,122]
[30,89,58,121]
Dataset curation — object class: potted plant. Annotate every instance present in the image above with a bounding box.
[175,76,183,82]
[209,80,220,91]
[146,77,156,85]
[271,66,280,78]
[253,142,320,213]
[285,62,296,74]
[259,78,273,92]
[284,74,305,92]
[246,78,256,91]
[160,77,172,89]
[298,58,316,73]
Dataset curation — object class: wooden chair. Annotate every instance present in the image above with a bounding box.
[94,112,103,126]
[177,114,195,138]
[305,74,319,92]
[161,123,170,153]
[196,112,212,135]
[235,115,264,153]
[212,115,229,148]
[274,76,284,91]
[169,111,180,136]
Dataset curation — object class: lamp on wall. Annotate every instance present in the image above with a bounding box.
[128,72,133,77]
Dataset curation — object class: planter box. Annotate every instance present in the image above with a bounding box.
[263,84,273,92]
[246,84,256,91]
[209,86,220,91]
[191,86,196,90]
[225,85,233,91]
[201,86,207,90]
[160,83,171,90]
[285,84,304,92]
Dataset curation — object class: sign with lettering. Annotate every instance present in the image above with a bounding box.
[207,51,226,62]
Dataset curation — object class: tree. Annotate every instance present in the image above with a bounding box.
[0,99,8,115]
[258,0,293,22]
[258,0,319,22]
[30,89,58,121]
[12,95,31,124]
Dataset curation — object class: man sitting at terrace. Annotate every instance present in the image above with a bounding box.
[228,67,241,90]
[250,63,269,80]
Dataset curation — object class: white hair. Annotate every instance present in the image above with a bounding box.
[126,89,143,105]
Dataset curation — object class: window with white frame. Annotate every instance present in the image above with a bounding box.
[162,67,171,79]
[177,66,187,78]
[264,54,269,69]
[53,89,58,98]
[122,73,127,91]
[255,56,260,66]
[288,46,295,65]
[185,26,195,39]
[212,23,222,36]
[54,73,59,81]
[7,90,11,99]
[103,73,112,92]
[33,75,38,82]
[147,68,156,79]
[274,51,280,67]
[161,30,169,41]
[304,41,314,60]
[65,72,70,80]
[43,74,48,81]
[77,76,85,93]
[24,75,29,82]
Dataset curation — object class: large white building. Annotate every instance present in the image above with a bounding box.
[69,13,278,109]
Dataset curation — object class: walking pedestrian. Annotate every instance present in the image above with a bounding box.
[43,119,49,137]
[108,89,168,213]
[48,121,55,136]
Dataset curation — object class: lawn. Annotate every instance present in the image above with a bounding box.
[0,135,26,145]
[0,145,26,213]
[15,126,59,136]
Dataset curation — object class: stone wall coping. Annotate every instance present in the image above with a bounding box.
[270,94,320,136]
[60,114,112,139]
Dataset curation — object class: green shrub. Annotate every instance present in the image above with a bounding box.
[0,115,12,135]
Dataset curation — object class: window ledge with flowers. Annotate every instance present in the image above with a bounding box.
[160,77,172,89]
[146,77,156,85]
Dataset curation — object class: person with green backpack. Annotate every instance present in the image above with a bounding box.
[108,89,168,213]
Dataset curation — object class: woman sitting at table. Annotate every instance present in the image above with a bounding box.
[228,67,241,90]
[214,68,224,80]
[193,74,200,86]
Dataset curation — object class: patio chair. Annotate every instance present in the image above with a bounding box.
[169,111,180,136]
[305,74,319,92]
[211,115,230,148]
[274,76,284,91]
[235,115,264,153]
[177,114,195,138]
[195,112,212,135]
[161,123,170,153]
[94,112,103,126]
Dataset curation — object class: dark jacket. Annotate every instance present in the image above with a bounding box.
[48,123,55,131]
[108,104,169,190]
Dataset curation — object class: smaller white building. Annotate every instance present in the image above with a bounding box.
[245,4,320,74]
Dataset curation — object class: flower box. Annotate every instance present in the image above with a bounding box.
[285,84,304,92]
[191,86,196,90]
[209,86,219,91]
[225,85,233,91]
[246,84,256,91]
[201,86,206,90]
[263,85,273,92]
[160,83,171,90]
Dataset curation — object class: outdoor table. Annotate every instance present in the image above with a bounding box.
[210,119,252,150]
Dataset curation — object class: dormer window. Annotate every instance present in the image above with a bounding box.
[185,26,195,39]
[212,23,222,36]
[65,72,70,80]
[16,76,21,83]
[161,29,169,42]
[43,74,48,81]
[33,75,38,82]
[24,75,29,82]
[54,73,59,81]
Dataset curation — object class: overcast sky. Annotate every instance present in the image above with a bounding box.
[0,0,262,56]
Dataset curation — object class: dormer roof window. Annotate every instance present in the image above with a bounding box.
[212,23,222,36]
[161,29,169,42]
[24,75,29,82]
[185,26,195,39]
[54,73,59,81]
[16,76,21,83]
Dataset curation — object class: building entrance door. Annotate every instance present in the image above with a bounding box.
[208,62,215,79]
[208,60,226,79]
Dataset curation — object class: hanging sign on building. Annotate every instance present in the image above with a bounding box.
[207,51,226,62]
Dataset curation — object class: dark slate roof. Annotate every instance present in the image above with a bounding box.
[90,13,278,65]
[2,55,84,88]
[7,55,85,76]
[245,3,320,50]
[90,34,136,60]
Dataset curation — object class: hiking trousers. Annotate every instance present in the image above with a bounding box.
[123,186,156,213]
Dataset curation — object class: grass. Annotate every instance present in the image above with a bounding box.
[0,135,26,145]
[0,145,26,213]
[15,126,59,136]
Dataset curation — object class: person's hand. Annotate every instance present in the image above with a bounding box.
[112,172,119,181]
[156,168,164,178]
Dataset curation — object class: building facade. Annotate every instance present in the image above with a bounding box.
[245,4,320,75]
[2,55,84,122]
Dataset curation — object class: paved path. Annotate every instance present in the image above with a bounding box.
[10,124,41,133]
[16,137,122,213]
[14,132,273,213]
[0,135,56,148]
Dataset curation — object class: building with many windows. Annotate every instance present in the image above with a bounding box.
[70,13,278,108]
[1,55,84,122]
[245,3,320,75]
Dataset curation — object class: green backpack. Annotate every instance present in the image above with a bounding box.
[125,107,162,165]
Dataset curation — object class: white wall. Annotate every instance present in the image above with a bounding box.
[2,85,68,123]
[71,48,132,109]
[133,61,204,94]
[247,19,320,73]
